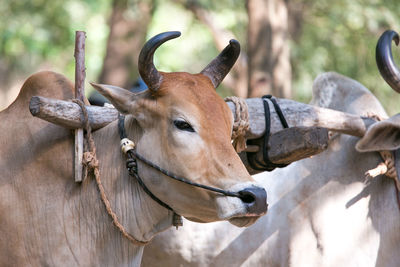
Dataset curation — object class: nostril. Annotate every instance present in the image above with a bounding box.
[238,190,256,204]
[238,187,268,215]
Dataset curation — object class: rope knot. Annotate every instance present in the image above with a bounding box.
[83,151,99,169]
[73,98,149,245]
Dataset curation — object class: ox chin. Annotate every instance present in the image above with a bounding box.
[228,216,260,227]
[185,214,262,227]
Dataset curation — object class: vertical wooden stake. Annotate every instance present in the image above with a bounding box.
[74,31,86,182]
[75,128,84,182]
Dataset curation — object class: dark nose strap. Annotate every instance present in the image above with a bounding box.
[118,114,241,197]
[118,114,260,228]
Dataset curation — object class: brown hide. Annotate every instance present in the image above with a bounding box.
[150,72,250,188]
[0,72,144,266]
[0,70,266,266]
[0,72,75,265]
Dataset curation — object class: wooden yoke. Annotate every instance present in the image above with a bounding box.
[74,31,86,182]
[241,126,329,174]
[28,30,400,174]
[30,95,374,172]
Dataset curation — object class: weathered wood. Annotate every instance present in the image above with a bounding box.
[226,98,376,138]
[74,31,86,183]
[242,127,329,175]
[29,96,118,130]
[75,129,84,181]
[30,95,371,171]
[268,126,329,164]
[29,96,376,138]
[75,31,86,102]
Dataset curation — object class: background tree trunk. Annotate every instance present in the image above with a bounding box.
[177,0,248,98]
[247,0,292,98]
[98,0,154,89]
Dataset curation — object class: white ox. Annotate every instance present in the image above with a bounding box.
[0,32,268,266]
[142,72,400,267]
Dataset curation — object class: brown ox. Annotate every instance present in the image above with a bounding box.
[0,32,267,266]
[140,30,400,267]
[142,72,400,267]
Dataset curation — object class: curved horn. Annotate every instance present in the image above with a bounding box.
[201,39,240,88]
[376,30,400,93]
[138,31,181,92]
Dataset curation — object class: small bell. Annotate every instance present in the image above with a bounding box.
[172,212,183,230]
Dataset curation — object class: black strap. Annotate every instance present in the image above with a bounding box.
[118,115,174,211]
[394,149,400,211]
[118,114,242,207]
[247,95,289,171]
[265,95,289,128]
[395,149,400,181]
[126,156,175,211]
[118,114,127,139]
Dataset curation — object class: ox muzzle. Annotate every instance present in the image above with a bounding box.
[239,186,268,216]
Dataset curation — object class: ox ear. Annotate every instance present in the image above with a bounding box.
[90,83,136,114]
[356,113,400,152]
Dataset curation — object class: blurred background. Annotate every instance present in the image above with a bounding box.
[1,0,400,114]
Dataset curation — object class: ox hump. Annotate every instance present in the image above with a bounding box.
[311,72,400,153]
[3,71,74,115]
[310,72,387,117]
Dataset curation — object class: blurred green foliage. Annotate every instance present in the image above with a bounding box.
[291,0,400,114]
[1,0,400,114]
[148,0,247,74]
[0,0,110,85]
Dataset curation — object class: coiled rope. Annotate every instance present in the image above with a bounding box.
[224,96,250,153]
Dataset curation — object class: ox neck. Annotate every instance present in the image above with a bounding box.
[87,116,173,244]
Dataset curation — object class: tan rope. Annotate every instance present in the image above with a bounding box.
[224,96,250,153]
[72,99,149,246]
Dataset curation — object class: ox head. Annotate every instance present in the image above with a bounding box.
[91,31,267,227]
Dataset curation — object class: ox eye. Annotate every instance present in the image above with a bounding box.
[173,119,195,132]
